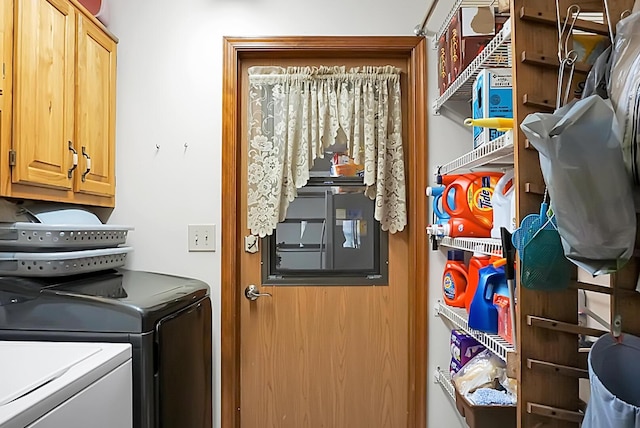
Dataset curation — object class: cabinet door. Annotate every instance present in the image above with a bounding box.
[156,299,212,428]
[13,0,75,190]
[0,0,12,186]
[26,360,133,428]
[75,14,116,197]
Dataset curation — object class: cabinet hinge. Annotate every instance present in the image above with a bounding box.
[8,150,15,167]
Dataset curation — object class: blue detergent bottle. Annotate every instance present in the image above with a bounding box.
[426,185,455,225]
[468,259,510,335]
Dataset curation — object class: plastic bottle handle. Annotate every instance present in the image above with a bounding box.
[493,170,515,198]
[448,263,469,284]
[433,194,448,219]
[483,268,506,300]
[442,183,465,216]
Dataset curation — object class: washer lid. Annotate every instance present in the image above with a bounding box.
[0,269,210,333]
[0,342,100,405]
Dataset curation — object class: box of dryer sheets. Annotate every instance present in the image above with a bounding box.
[472,68,513,148]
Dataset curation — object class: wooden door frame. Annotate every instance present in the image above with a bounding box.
[221,36,429,428]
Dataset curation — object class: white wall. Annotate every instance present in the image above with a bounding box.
[105,0,466,426]
[423,1,482,425]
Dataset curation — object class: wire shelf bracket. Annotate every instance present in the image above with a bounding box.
[432,236,503,256]
[438,131,514,175]
[436,301,515,363]
[434,367,456,403]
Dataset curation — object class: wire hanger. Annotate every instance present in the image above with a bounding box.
[557,4,580,62]
[555,4,580,109]
[603,0,615,44]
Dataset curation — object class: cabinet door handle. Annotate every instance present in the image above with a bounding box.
[81,146,92,182]
[68,141,78,178]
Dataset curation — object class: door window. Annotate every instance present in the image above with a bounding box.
[262,151,388,285]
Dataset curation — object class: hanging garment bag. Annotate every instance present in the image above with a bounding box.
[609,12,640,185]
[583,333,640,428]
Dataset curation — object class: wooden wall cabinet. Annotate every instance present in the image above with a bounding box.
[0,0,117,208]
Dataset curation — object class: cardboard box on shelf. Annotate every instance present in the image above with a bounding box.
[498,0,510,13]
[450,329,486,367]
[493,295,513,344]
[438,33,449,96]
[495,13,510,33]
[460,7,496,37]
[448,8,495,83]
[472,68,513,149]
[450,357,464,376]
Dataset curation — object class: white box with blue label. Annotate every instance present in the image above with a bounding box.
[472,68,513,148]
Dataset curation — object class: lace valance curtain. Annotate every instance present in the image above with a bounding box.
[247,65,406,237]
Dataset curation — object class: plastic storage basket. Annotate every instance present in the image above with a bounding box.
[0,223,132,251]
[0,247,133,277]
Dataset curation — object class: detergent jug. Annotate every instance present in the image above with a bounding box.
[464,249,492,313]
[438,172,504,230]
[426,186,455,226]
[468,259,509,334]
[491,169,516,238]
[443,250,468,308]
[428,216,493,238]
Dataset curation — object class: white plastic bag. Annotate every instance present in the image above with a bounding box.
[452,349,504,396]
[520,95,636,275]
[582,46,611,100]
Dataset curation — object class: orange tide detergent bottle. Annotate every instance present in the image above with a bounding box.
[438,172,504,236]
[443,250,468,308]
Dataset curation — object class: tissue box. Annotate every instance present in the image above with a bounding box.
[472,68,513,148]
[450,357,464,376]
[447,9,494,83]
[450,329,485,366]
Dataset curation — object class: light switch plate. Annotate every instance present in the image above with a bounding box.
[188,224,216,252]
[244,235,259,253]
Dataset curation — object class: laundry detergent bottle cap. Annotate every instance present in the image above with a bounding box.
[443,250,468,308]
[465,246,492,313]
[426,186,440,197]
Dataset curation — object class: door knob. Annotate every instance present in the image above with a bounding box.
[244,285,271,301]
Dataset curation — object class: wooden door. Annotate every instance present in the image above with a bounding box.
[222,37,429,428]
[75,12,116,197]
[13,0,75,190]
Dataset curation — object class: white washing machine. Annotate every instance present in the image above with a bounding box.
[0,341,132,428]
